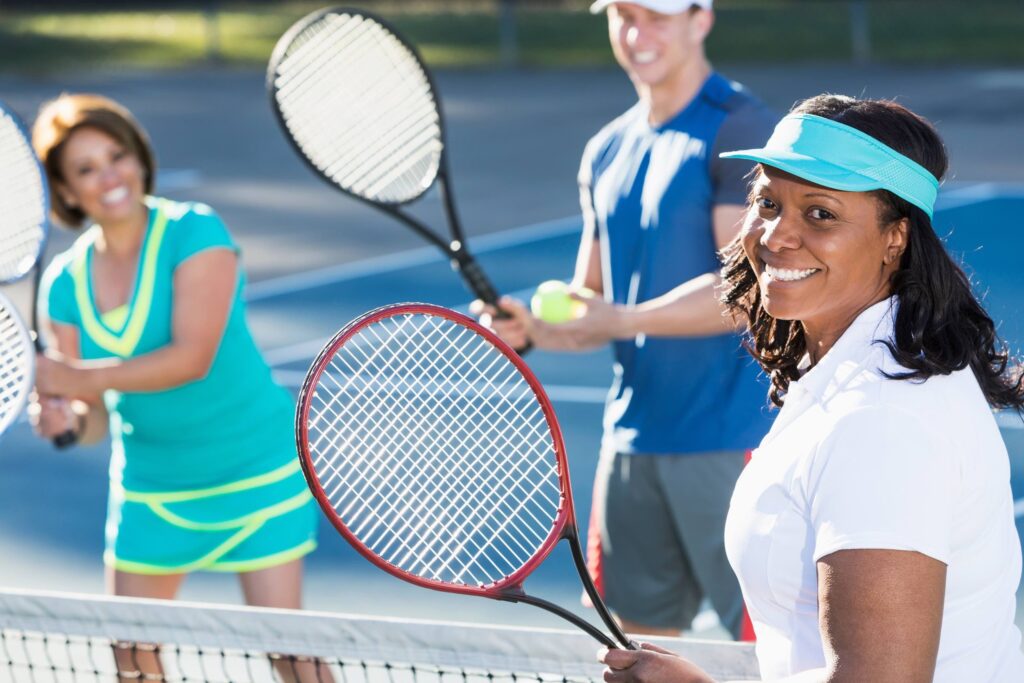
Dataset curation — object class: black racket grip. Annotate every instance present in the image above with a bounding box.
[53,429,78,449]
[457,259,533,355]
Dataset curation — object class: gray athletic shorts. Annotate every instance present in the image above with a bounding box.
[587,449,746,636]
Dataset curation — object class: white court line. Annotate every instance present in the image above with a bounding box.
[271,368,608,404]
[156,168,202,191]
[249,180,1023,305]
[261,288,537,366]
[936,182,1024,211]
[974,70,1024,90]
[246,215,581,301]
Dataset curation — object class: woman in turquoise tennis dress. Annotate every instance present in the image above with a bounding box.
[29,94,324,678]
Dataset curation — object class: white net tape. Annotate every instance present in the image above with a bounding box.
[0,589,762,682]
[273,11,443,204]
[306,311,563,589]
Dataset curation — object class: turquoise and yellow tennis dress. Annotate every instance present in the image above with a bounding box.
[41,197,317,575]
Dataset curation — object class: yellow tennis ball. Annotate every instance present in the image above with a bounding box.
[531,280,575,323]
[531,281,593,323]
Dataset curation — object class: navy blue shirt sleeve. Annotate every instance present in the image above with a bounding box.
[711,100,779,206]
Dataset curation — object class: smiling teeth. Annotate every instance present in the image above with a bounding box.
[765,264,818,282]
[102,187,128,204]
[633,51,657,64]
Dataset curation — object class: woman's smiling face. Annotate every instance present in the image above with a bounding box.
[741,166,908,341]
[56,125,147,226]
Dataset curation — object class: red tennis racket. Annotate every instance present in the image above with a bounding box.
[296,303,634,649]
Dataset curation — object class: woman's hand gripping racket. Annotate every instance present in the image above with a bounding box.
[296,303,635,649]
[0,100,77,447]
[267,7,528,352]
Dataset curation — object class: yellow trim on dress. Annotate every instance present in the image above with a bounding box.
[205,540,318,573]
[71,199,169,358]
[119,458,303,504]
[104,520,263,575]
[104,539,317,575]
[147,490,312,531]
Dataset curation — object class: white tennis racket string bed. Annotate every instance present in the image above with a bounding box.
[306,312,559,587]
[0,122,47,282]
[273,13,442,204]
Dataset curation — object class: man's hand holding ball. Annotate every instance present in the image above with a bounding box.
[530,280,595,324]
[472,279,614,353]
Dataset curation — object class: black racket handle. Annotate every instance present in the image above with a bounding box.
[53,429,78,449]
[456,259,532,355]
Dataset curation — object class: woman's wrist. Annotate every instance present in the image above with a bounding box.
[76,363,109,396]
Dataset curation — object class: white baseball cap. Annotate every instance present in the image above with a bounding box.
[589,0,712,14]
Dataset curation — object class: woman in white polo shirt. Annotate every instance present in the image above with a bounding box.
[600,94,1024,682]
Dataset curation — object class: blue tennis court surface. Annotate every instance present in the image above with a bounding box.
[0,186,1021,630]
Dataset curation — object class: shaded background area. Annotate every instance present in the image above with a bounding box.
[0,0,1022,640]
[2,1,1024,74]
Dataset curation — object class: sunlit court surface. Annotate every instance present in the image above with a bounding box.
[1,2,1023,679]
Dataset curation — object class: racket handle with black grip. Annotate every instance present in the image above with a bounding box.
[53,429,78,449]
[455,256,532,353]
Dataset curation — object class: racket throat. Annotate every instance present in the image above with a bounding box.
[497,590,618,649]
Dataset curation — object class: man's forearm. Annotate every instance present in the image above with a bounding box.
[619,272,739,338]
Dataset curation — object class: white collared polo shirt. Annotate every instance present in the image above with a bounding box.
[724,297,1024,681]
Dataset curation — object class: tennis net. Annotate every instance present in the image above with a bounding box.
[0,588,759,682]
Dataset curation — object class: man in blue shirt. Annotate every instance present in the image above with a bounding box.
[476,0,776,638]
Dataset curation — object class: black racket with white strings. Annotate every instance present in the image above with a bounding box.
[296,303,635,649]
[267,7,524,342]
[0,100,77,447]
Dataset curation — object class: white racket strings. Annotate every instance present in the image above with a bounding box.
[0,295,33,436]
[0,111,47,283]
[306,313,563,588]
[273,11,443,204]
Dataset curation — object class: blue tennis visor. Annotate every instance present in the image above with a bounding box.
[720,113,940,218]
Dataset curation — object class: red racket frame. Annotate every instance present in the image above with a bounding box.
[296,303,632,648]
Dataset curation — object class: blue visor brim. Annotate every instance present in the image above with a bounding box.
[720,149,889,192]
[720,113,939,218]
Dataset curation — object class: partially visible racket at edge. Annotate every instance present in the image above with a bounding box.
[0,100,77,447]
[267,7,528,351]
[0,294,34,441]
[296,302,634,649]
